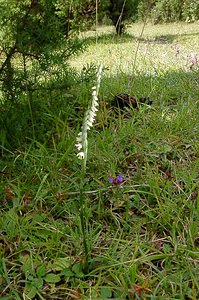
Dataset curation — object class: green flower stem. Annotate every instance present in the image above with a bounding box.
[79,161,89,273]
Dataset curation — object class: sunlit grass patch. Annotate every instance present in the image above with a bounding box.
[70,22,199,75]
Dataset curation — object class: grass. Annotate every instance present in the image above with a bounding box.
[71,22,199,75]
[0,22,199,299]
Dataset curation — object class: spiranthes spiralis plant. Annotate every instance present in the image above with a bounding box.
[75,64,103,273]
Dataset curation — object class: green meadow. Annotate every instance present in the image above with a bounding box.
[0,22,199,299]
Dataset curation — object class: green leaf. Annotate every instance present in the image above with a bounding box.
[31,277,43,289]
[100,287,112,299]
[60,268,74,277]
[26,286,37,299]
[72,263,84,278]
[44,273,61,283]
[36,264,46,277]
[20,254,34,277]
[51,257,71,271]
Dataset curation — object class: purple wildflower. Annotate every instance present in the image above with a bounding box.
[108,174,124,185]
[189,52,198,70]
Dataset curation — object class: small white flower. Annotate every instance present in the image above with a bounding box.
[76,132,83,142]
[77,152,84,159]
[93,96,98,103]
[75,143,82,151]
[87,120,94,129]
[89,111,97,119]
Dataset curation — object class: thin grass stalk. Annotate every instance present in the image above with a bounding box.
[79,167,89,272]
[128,1,150,89]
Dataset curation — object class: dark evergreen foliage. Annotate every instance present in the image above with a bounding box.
[0,0,85,104]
